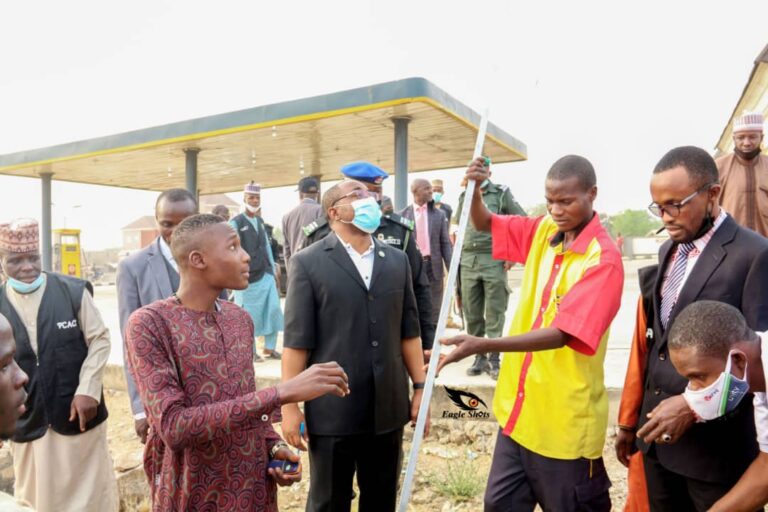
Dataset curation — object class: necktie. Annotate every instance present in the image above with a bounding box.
[416,205,430,257]
[660,242,695,329]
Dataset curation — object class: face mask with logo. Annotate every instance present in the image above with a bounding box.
[683,350,749,422]
[340,197,382,234]
[433,192,443,203]
[7,274,45,294]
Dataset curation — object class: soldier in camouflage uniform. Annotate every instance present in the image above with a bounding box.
[302,162,436,352]
[455,174,526,379]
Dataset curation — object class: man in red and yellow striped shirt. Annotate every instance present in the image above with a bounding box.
[439,155,623,512]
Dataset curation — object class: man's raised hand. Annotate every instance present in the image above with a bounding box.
[278,361,350,404]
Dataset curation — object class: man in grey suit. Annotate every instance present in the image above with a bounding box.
[400,178,452,324]
[282,176,323,272]
[116,188,197,443]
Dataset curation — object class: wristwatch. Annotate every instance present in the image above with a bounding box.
[270,441,289,458]
[412,382,425,390]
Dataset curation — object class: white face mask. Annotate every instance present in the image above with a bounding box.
[683,350,749,422]
[245,204,261,214]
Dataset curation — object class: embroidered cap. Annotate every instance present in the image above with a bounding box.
[244,181,261,195]
[0,218,40,253]
[733,111,764,133]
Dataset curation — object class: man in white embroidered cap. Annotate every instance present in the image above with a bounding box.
[230,181,285,361]
[717,111,768,236]
[0,218,118,512]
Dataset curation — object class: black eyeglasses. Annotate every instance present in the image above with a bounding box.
[648,183,713,218]
[332,189,373,206]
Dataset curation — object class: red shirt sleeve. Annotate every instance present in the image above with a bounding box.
[550,256,624,356]
[491,214,543,263]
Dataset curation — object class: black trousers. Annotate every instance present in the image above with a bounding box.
[643,447,742,512]
[306,428,403,512]
[484,429,611,512]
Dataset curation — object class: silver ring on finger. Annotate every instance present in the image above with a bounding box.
[661,433,672,443]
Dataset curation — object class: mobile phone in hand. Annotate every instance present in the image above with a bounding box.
[268,458,300,474]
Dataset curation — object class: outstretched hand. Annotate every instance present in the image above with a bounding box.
[436,334,483,375]
[278,362,350,404]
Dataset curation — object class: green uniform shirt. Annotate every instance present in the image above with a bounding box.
[454,180,526,254]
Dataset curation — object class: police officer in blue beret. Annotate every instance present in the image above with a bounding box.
[303,162,435,353]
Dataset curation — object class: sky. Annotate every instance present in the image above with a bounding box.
[0,1,766,249]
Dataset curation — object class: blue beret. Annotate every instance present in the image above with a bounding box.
[340,161,389,184]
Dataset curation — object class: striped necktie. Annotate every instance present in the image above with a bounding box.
[660,242,695,329]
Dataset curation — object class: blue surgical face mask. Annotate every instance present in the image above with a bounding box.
[340,197,382,234]
[7,274,45,294]
[433,192,443,203]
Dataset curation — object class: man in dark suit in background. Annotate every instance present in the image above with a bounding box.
[281,179,428,512]
[401,178,452,325]
[282,176,323,273]
[116,188,198,443]
[628,146,768,510]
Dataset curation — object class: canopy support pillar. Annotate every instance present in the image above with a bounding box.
[40,172,53,272]
[393,117,411,211]
[184,148,200,200]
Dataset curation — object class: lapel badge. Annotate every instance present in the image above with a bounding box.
[378,250,385,258]
[377,233,385,241]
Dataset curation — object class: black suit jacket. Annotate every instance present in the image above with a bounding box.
[283,233,421,436]
[638,215,768,482]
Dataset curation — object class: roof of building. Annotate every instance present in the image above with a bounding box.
[0,78,526,193]
[121,215,157,231]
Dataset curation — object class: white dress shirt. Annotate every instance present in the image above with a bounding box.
[660,210,728,299]
[336,234,375,289]
[158,236,178,273]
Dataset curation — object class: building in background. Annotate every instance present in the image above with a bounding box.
[121,194,240,253]
[121,216,157,252]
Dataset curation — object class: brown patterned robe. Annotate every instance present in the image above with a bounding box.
[126,297,283,512]
[717,152,768,237]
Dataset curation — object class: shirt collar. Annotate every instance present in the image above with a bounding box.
[335,233,375,256]
[548,213,603,254]
[691,210,727,252]
[158,236,175,261]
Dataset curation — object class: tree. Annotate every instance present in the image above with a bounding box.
[608,209,662,237]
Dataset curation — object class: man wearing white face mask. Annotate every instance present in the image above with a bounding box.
[230,182,284,361]
[668,300,768,512]
[281,179,428,511]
